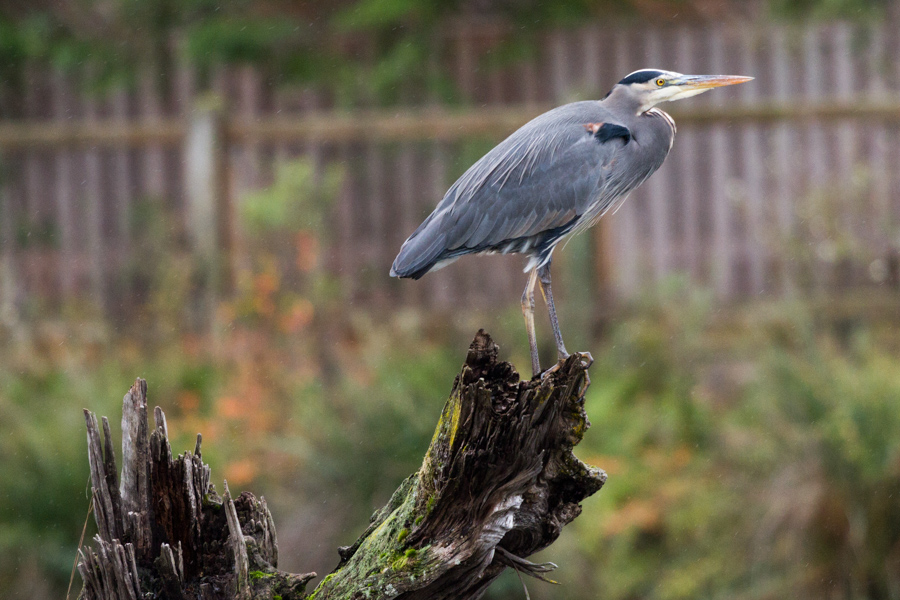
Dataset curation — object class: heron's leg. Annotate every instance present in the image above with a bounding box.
[537,262,569,361]
[521,268,540,377]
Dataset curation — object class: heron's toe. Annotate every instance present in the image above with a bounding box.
[539,360,566,381]
[577,352,594,368]
[540,352,594,381]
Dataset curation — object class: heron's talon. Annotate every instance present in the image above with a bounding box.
[540,352,592,380]
[539,361,564,381]
[579,352,594,368]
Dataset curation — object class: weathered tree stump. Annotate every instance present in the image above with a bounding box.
[79,331,605,599]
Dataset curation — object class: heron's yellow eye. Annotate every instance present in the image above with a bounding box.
[656,78,666,86]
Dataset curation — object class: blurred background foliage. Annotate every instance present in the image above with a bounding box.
[1,0,900,599]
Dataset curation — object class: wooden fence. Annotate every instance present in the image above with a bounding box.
[1,20,900,323]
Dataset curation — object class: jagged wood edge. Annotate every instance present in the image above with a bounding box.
[79,379,316,600]
[79,330,604,600]
[309,330,606,600]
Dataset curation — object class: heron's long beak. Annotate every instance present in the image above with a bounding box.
[677,74,754,90]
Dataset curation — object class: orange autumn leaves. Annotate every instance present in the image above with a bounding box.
[598,446,695,538]
[168,332,304,487]
[225,158,337,335]
[295,231,319,274]
[166,159,342,487]
[223,233,320,334]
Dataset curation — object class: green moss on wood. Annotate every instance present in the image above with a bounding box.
[306,478,439,598]
[447,394,462,449]
[307,573,337,600]
[249,570,272,581]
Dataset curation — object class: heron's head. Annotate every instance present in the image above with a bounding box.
[605,69,753,114]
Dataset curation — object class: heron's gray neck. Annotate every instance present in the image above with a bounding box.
[600,84,649,117]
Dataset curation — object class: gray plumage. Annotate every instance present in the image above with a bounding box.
[391,87,672,280]
[390,69,752,376]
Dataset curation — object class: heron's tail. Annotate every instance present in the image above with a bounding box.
[390,218,449,280]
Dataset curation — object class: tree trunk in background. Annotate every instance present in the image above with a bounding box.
[78,331,605,600]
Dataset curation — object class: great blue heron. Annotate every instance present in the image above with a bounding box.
[391,69,753,377]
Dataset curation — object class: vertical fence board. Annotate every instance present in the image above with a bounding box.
[185,104,226,268]
[518,55,540,104]
[866,25,891,260]
[582,27,602,97]
[364,143,387,305]
[740,28,766,296]
[23,66,46,301]
[676,27,701,282]
[834,23,859,289]
[140,69,167,200]
[235,66,263,198]
[550,30,569,103]
[0,152,18,327]
[770,26,797,296]
[52,70,78,299]
[708,28,732,298]
[456,31,476,104]
[112,89,133,250]
[84,82,105,308]
[888,16,900,279]
[803,25,829,294]
[335,144,357,302]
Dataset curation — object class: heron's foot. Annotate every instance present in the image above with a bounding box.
[539,352,594,381]
[495,546,558,584]
[539,364,561,381]
[539,358,568,381]
[577,351,594,369]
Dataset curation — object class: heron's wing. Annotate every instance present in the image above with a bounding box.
[446,119,636,249]
[391,102,628,278]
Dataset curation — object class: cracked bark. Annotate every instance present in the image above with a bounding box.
[78,330,605,600]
